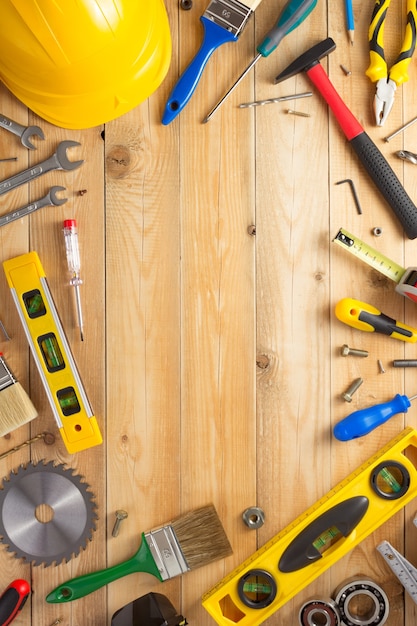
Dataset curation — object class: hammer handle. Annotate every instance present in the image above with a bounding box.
[306,63,417,239]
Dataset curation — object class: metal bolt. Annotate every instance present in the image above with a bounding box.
[393,359,417,367]
[341,344,369,357]
[242,507,265,529]
[112,509,128,537]
[342,377,363,402]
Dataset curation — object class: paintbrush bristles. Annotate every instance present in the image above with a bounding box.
[0,383,38,437]
[171,504,232,570]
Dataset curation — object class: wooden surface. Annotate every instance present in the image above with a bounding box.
[0,1,416,624]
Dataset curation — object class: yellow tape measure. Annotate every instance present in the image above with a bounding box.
[202,428,417,625]
[3,252,102,454]
[333,228,417,303]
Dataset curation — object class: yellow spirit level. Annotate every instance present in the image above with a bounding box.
[3,252,102,454]
[202,428,417,625]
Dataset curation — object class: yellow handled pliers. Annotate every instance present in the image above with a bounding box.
[366,0,417,126]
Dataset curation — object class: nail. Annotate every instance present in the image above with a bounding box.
[384,116,417,142]
[340,64,352,76]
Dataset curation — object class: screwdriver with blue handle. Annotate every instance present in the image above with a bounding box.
[202,0,317,123]
[334,392,417,441]
[334,296,417,440]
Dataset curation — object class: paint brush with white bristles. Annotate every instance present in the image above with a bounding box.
[46,504,233,603]
[0,353,38,436]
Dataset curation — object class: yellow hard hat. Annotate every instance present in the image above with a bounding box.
[0,0,172,129]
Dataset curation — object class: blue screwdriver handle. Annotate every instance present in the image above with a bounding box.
[162,17,236,125]
[257,0,317,57]
[334,394,411,441]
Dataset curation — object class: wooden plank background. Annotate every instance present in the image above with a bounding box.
[0,0,416,624]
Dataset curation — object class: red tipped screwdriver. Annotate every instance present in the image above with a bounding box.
[63,219,84,341]
[334,393,417,441]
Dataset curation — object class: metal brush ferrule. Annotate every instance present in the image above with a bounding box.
[0,354,16,391]
[144,527,189,581]
[204,0,253,36]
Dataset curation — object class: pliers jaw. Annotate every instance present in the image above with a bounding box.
[374,78,396,126]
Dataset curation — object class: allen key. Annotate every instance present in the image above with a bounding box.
[336,178,362,214]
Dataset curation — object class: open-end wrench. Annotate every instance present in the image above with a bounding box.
[0,186,67,227]
[0,114,45,150]
[0,141,83,196]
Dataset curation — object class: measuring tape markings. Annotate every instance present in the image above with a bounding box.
[333,228,417,303]
[3,252,102,454]
[202,428,417,625]
[377,540,417,604]
[334,578,389,626]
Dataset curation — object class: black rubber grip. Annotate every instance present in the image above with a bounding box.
[350,133,417,239]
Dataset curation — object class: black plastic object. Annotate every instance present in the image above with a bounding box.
[0,580,30,626]
[111,592,187,626]
[278,496,369,572]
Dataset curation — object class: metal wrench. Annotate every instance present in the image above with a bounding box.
[0,114,45,149]
[0,186,67,227]
[0,141,83,196]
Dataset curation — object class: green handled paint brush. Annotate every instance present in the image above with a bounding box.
[46,504,232,603]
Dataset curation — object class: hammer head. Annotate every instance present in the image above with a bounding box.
[274,37,336,84]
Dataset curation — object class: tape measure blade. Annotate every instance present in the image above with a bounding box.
[377,541,417,602]
[333,228,406,284]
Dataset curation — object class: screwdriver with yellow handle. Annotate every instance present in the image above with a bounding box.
[365,0,417,126]
[335,297,417,342]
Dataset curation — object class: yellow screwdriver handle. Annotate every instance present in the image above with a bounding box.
[335,297,417,343]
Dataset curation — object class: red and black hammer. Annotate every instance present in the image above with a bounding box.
[275,38,417,240]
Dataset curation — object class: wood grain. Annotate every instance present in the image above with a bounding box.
[0,1,416,624]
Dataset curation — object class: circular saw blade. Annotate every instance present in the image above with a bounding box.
[0,460,97,566]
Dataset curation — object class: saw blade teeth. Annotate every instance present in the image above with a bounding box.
[0,459,97,566]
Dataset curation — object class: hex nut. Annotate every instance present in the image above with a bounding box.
[242,507,265,529]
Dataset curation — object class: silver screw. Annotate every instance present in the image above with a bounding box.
[377,359,386,373]
[342,377,363,402]
[341,344,369,357]
[340,64,352,76]
[287,108,311,117]
[112,509,128,537]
